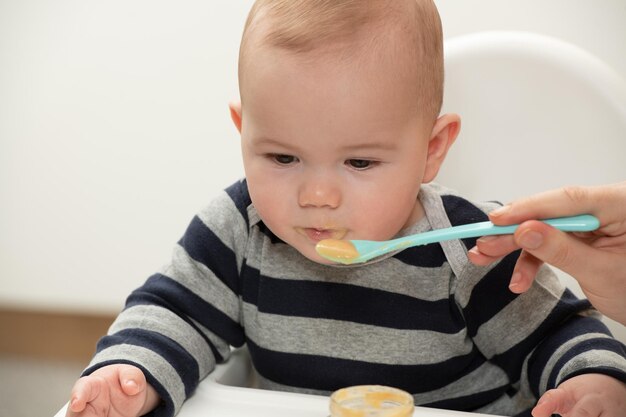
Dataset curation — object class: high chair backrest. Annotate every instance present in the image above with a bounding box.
[437,30,626,342]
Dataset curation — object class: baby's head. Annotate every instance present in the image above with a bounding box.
[238,0,444,127]
[230,0,460,264]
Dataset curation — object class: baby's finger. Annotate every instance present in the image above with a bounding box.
[69,376,103,412]
[118,365,146,396]
[532,388,574,417]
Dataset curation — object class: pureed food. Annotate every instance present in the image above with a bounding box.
[330,385,414,417]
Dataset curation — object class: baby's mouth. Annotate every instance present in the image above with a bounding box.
[297,227,347,243]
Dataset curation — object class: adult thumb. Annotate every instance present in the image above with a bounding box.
[513,220,603,283]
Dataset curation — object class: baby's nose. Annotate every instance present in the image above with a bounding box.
[298,177,341,209]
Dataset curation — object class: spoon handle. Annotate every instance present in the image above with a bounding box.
[391,214,600,248]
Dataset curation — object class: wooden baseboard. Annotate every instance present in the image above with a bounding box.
[0,307,115,363]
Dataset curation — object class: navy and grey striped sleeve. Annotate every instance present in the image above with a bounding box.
[457,255,626,400]
[442,193,626,401]
[83,181,251,417]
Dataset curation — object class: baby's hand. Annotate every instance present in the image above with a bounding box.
[66,364,159,417]
[532,373,626,417]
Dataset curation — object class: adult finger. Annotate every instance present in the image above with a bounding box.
[468,234,519,266]
[474,235,519,258]
[489,183,626,226]
[467,246,502,266]
[509,250,544,294]
[512,221,612,283]
[468,245,544,293]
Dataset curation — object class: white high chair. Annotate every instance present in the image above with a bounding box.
[437,31,626,342]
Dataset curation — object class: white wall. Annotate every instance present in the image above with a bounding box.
[437,1,626,78]
[0,0,254,313]
[1,1,625,314]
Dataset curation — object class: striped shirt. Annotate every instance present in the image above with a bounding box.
[86,180,626,417]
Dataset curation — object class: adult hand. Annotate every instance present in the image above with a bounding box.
[468,182,626,326]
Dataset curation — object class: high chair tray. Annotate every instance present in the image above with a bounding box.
[53,347,503,417]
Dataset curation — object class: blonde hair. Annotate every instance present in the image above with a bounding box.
[238,0,444,124]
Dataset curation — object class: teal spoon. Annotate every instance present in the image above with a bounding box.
[315,214,600,265]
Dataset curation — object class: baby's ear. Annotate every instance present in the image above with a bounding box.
[423,113,461,183]
[229,101,243,133]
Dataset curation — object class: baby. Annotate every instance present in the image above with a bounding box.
[66,1,626,417]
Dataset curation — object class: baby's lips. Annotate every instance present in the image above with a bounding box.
[303,228,336,242]
[316,226,348,241]
[296,225,348,242]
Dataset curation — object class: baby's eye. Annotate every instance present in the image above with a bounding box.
[270,154,298,165]
[346,159,375,170]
